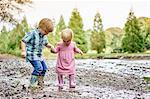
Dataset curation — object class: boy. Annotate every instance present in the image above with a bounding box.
[21,18,54,90]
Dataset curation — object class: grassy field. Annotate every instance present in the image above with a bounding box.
[42,48,150,59]
[1,48,150,60]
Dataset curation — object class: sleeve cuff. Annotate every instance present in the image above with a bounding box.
[22,39,26,43]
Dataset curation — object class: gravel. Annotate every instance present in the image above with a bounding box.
[0,55,150,99]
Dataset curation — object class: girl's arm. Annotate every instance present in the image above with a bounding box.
[74,43,83,55]
[46,43,60,53]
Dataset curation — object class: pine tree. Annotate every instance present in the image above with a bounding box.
[139,17,150,49]
[122,10,145,53]
[8,17,30,50]
[68,8,88,53]
[90,12,105,53]
[55,15,66,42]
[145,25,150,49]
[48,15,66,45]
[0,26,9,52]
[0,16,30,56]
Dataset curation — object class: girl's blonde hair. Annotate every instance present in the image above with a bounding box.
[61,28,73,41]
[38,18,54,33]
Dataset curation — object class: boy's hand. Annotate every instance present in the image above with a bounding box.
[46,43,53,49]
[21,41,26,58]
[46,43,56,53]
[21,51,26,58]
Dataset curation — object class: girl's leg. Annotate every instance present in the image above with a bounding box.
[58,74,64,90]
[69,74,75,88]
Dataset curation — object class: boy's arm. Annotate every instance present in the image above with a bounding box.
[21,31,33,58]
[21,41,26,58]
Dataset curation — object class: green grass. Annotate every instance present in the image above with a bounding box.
[1,47,150,59]
[143,77,150,90]
[42,49,150,59]
[143,77,150,83]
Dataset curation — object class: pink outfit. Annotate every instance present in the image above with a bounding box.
[54,41,81,75]
[53,41,81,89]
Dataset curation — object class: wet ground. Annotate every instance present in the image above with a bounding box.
[0,55,150,99]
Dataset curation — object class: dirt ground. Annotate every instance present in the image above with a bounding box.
[0,54,150,99]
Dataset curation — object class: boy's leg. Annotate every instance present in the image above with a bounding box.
[69,74,76,88]
[38,60,47,88]
[29,60,43,88]
[58,74,64,90]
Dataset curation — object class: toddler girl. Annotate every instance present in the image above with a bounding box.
[51,28,83,91]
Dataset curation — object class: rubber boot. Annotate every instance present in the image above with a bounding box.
[69,75,76,88]
[37,76,44,89]
[29,75,39,90]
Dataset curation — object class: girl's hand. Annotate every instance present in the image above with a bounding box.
[46,43,56,53]
[79,51,83,55]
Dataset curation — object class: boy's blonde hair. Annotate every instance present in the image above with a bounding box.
[61,28,73,41]
[38,18,54,33]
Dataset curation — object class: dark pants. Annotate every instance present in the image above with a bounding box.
[29,60,47,76]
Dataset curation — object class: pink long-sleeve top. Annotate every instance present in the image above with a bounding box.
[54,41,81,75]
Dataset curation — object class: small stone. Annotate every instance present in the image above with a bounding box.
[43,94,46,97]
[49,95,52,97]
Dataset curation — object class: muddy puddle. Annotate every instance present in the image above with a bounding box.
[0,57,150,98]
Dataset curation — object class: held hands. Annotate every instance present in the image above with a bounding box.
[46,43,55,53]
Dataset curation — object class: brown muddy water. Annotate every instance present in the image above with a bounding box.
[0,55,150,99]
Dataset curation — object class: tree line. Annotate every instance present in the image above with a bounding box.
[0,4,150,56]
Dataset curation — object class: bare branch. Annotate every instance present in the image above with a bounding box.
[0,0,31,24]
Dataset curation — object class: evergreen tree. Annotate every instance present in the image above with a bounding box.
[48,33,56,46]
[55,15,66,42]
[68,8,88,53]
[90,12,105,53]
[0,16,30,56]
[0,26,9,52]
[145,25,150,49]
[48,15,66,45]
[8,17,30,51]
[122,10,145,53]
[139,17,150,49]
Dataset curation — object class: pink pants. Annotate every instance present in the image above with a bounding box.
[58,74,75,88]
